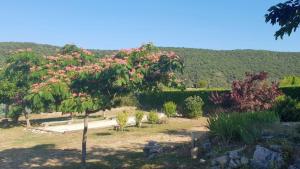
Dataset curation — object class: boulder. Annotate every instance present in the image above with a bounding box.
[1,118,9,128]
[214,155,228,166]
[202,139,212,152]
[228,159,241,169]
[251,145,284,169]
[288,159,300,169]
[240,156,249,165]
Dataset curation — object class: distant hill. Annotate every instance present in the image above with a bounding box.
[0,42,60,63]
[162,47,300,87]
[1,42,300,87]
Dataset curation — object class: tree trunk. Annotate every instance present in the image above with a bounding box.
[69,112,74,124]
[24,111,31,128]
[81,112,89,169]
[4,104,9,118]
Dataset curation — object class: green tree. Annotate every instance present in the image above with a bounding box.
[0,50,44,127]
[265,0,300,39]
[29,43,183,168]
[0,79,17,118]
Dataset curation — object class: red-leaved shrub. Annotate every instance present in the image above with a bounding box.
[210,72,281,112]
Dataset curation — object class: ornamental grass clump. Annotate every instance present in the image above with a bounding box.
[163,101,177,117]
[207,111,279,144]
[135,111,144,127]
[116,111,129,131]
[148,111,160,124]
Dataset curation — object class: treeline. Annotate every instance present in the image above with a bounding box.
[0,42,300,87]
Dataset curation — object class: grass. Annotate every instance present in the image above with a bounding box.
[0,117,208,169]
[207,111,280,144]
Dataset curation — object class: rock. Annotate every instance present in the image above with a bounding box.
[202,140,212,152]
[228,150,241,160]
[269,144,282,153]
[210,166,221,169]
[191,147,198,159]
[294,159,300,168]
[251,145,284,169]
[228,159,241,169]
[210,159,217,166]
[240,156,249,165]
[199,158,206,164]
[261,131,274,140]
[1,118,9,128]
[289,159,300,169]
[214,155,229,166]
[288,165,298,169]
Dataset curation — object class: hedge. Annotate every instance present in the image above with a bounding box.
[137,86,300,112]
[280,86,300,100]
[137,89,230,112]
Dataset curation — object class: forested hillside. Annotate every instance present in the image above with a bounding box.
[162,47,300,87]
[0,42,299,87]
[0,42,59,63]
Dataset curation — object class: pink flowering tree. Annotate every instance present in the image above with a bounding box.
[28,43,183,168]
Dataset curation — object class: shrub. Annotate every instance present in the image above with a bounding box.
[135,111,144,127]
[280,76,300,86]
[274,95,300,122]
[183,96,204,118]
[163,101,177,117]
[148,111,159,124]
[198,80,208,88]
[8,105,22,123]
[280,86,300,100]
[116,111,129,131]
[210,72,281,112]
[207,111,279,144]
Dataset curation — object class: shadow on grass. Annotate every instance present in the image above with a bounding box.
[0,141,203,169]
[0,117,71,129]
[94,132,112,136]
[0,114,105,129]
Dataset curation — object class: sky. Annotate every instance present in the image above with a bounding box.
[0,0,299,51]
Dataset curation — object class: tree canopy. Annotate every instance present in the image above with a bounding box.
[265,0,300,39]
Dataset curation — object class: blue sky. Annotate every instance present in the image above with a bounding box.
[0,0,299,51]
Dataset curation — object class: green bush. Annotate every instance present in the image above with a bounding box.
[135,111,144,127]
[163,101,177,117]
[183,96,204,118]
[274,95,300,122]
[198,80,208,88]
[280,86,300,100]
[148,111,159,124]
[207,111,279,144]
[280,76,300,87]
[116,111,129,131]
[8,106,22,123]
